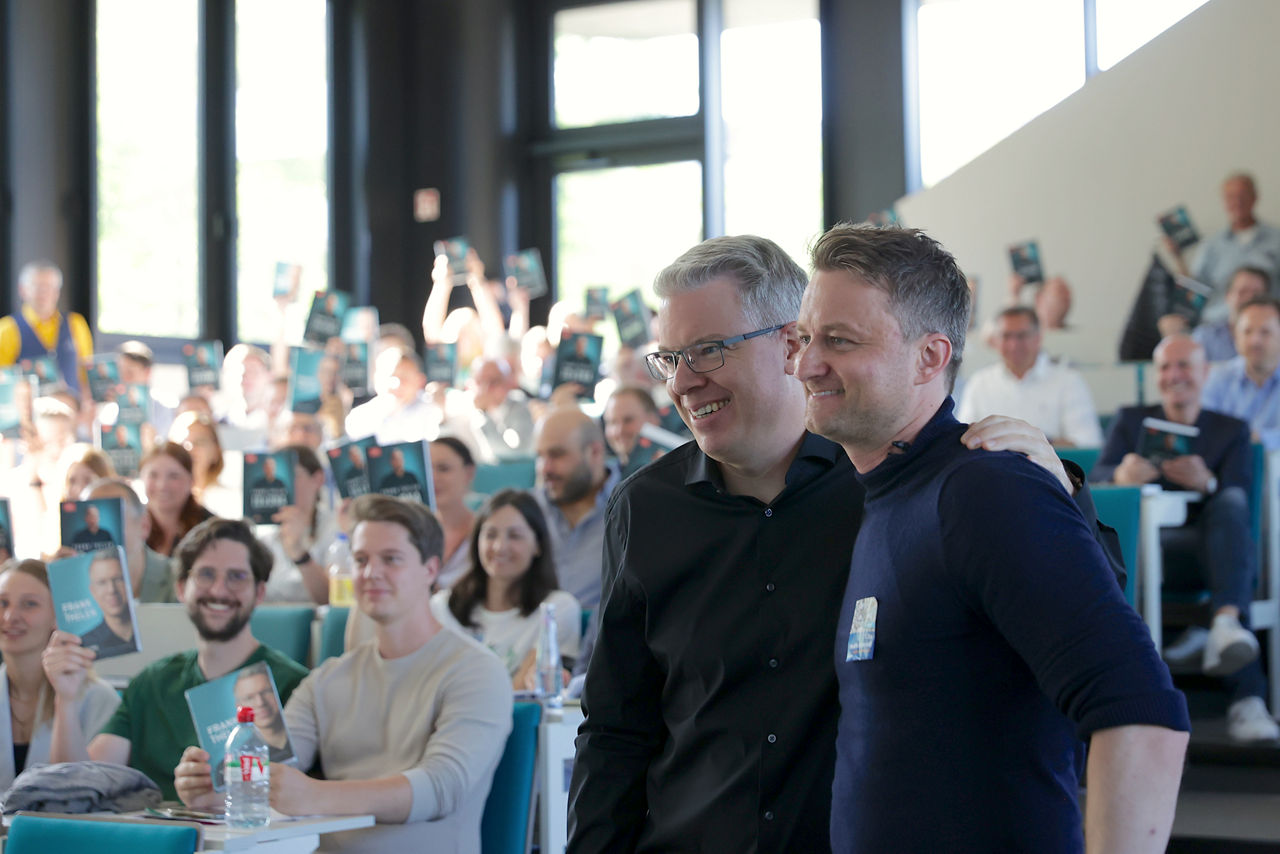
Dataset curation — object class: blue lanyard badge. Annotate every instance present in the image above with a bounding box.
[845,596,878,662]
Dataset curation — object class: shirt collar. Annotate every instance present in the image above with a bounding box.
[683,431,843,492]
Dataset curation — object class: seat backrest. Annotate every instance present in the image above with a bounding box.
[249,605,315,667]
[1056,446,1101,481]
[481,701,542,854]
[318,605,350,664]
[472,457,538,496]
[6,815,199,854]
[1091,485,1141,607]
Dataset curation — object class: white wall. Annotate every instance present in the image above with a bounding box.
[895,0,1280,413]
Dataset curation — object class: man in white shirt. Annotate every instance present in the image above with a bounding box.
[957,306,1104,447]
[345,349,442,445]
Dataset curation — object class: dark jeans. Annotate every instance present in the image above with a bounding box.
[1161,485,1265,702]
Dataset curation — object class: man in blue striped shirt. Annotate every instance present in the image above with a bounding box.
[1203,296,1280,449]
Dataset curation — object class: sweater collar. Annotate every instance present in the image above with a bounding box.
[855,397,960,497]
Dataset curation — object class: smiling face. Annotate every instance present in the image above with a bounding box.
[430,442,474,509]
[1235,302,1280,378]
[65,462,96,501]
[178,539,262,642]
[794,271,924,457]
[21,268,62,320]
[0,569,55,658]
[89,556,129,619]
[656,277,800,473]
[995,311,1041,377]
[234,671,281,732]
[352,520,436,626]
[477,505,541,591]
[1154,335,1208,420]
[604,391,656,457]
[142,453,193,515]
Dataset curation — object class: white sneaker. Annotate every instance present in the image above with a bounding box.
[1163,626,1209,666]
[1227,696,1280,742]
[1203,613,1260,677]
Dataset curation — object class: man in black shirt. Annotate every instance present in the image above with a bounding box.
[567,235,1108,853]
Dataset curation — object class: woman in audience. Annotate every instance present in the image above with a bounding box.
[141,442,213,557]
[0,559,119,788]
[259,446,338,604]
[430,436,477,589]
[59,444,114,501]
[434,489,580,689]
[169,411,238,519]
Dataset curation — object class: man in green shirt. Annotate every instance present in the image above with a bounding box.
[43,517,309,800]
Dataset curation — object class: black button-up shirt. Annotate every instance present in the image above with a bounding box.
[568,432,860,853]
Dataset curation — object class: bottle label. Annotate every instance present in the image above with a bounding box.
[226,754,270,784]
[329,576,355,607]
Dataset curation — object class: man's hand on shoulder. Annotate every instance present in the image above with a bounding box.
[962,415,1072,493]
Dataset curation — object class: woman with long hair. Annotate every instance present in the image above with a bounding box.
[169,411,239,519]
[429,437,477,589]
[433,489,580,689]
[141,442,214,556]
[0,559,118,787]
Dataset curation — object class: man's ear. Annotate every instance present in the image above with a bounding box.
[916,334,953,385]
[781,321,801,375]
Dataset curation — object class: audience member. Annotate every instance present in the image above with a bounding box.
[603,386,663,478]
[532,407,618,610]
[346,349,441,444]
[796,224,1186,852]
[117,340,176,439]
[1094,333,1276,741]
[1193,266,1271,362]
[180,494,511,853]
[219,344,273,450]
[1166,173,1280,321]
[434,489,580,687]
[446,356,536,463]
[430,437,478,589]
[170,411,240,519]
[0,559,119,789]
[0,261,92,397]
[43,518,310,799]
[84,476,176,602]
[59,444,115,501]
[956,306,1104,447]
[568,235,1099,853]
[1203,296,1280,449]
[141,442,215,557]
[260,446,337,605]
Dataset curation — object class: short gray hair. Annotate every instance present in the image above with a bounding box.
[653,235,807,330]
[18,261,62,289]
[810,223,971,390]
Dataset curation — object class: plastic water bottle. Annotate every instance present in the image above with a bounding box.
[224,705,270,828]
[536,602,563,713]
[327,533,355,607]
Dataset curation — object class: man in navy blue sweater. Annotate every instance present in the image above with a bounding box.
[794,223,1190,853]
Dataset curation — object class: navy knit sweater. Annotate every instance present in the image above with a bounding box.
[830,400,1189,853]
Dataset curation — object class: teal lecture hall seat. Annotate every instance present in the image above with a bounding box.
[248,605,315,667]
[472,457,538,496]
[318,605,350,664]
[481,701,542,854]
[1091,484,1140,607]
[4,815,200,854]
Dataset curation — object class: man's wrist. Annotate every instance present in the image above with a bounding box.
[292,550,312,565]
[1205,475,1218,495]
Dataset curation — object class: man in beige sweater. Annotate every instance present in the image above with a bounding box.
[175,495,512,853]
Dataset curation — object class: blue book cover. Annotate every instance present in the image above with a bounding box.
[183,340,223,390]
[423,341,457,386]
[243,450,297,524]
[288,347,327,415]
[48,546,140,659]
[366,441,434,507]
[584,287,610,320]
[98,422,143,478]
[273,261,302,301]
[503,248,549,299]
[87,355,120,403]
[327,436,376,500]
[303,290,351,345]
[19,355,60,396]
[0,498,12,562]
[116,383,150,426]
[340,341,370,397]
[1158,205,1199,250]
[340,306,380,344]
[610,289,652,349]
[185,661,295,792]
[1008,240,1044,284]
[0,369,31,438]
[434,236,470,278]
[1139,416,1199,465]
[60,498,125,555]
[552,333,603,402]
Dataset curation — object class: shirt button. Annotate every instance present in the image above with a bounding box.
[768,658,778,668]
[764,811,775,821]
[764,508,773,517]
[765,583,775,593]
[767,733,777,743]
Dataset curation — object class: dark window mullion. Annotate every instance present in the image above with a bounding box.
[199,0,237,345]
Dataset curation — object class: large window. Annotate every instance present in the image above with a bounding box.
[913,0,1213,189]
[546,0,822,306]
[96,0,200,338]
[235,0,330,344]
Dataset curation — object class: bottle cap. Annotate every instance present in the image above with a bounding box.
[237,705,255,723]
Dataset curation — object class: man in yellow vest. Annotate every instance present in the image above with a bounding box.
[0,261,93,396]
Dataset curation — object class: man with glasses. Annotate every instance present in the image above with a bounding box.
[43,517,309,802]
[568,235,1113,852]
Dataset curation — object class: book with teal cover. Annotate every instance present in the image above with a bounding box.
[1139,416,1199,465]
[185,661,295,791]
[1158,205,1199,250]
[434,236,470,278]
[183,340,223,390]
[610,289,652,349]
[116,383,150,426]
[243,450,297,524]
[60,497,125,555]
[303,290,351,345]
[327,436,376,499]
[503,248,549,299]
[367,440,434,507]
[0,369,30,438]
[552,333,603,402]
[48,546,139,659]
[0,498,12,561]
[288,347,327,415]
[98,422,143,477]
[87,355,120,403]
[19,355,60,395]
[424,341,458,386]
[1008,240,1044,284]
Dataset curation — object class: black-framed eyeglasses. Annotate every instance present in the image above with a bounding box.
[644,324,786,381]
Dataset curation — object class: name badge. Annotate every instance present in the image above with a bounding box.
[845,596,878,662]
